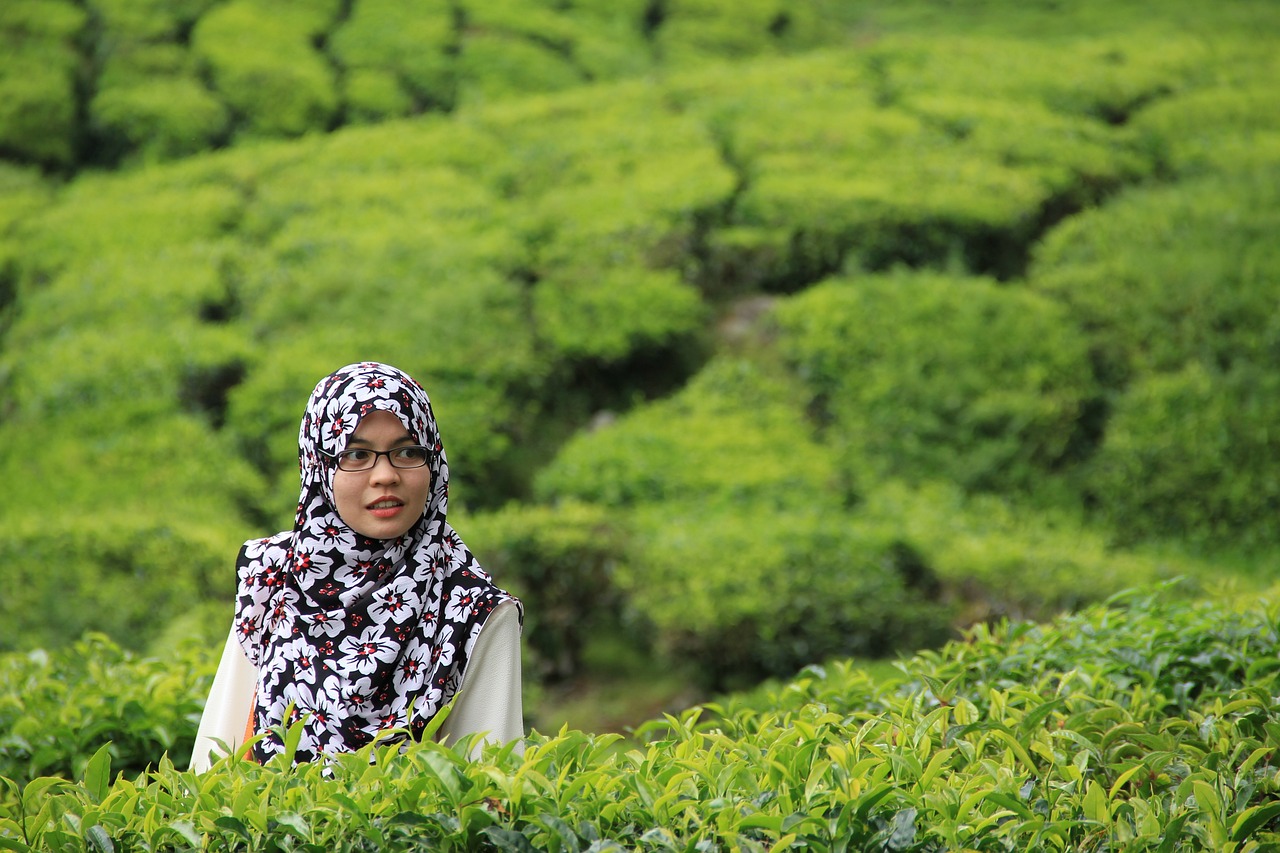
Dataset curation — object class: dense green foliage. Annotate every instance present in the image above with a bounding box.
[0,0,847,171]
[2,16,1280,850]
[1,0,1278,692]
[4,589,1280,849]
[0,637,212,788]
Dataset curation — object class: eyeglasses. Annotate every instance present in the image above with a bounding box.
[324,446,431,472]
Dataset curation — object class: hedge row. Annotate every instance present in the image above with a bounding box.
[2,6,1277,677]
[4,589,1279,849]
[0,0,849,171]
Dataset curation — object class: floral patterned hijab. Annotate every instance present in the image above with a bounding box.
[234,362,519,763]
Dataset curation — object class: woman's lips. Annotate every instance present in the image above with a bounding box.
[367,497,404,518]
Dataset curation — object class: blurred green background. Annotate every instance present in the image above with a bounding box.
[1,0,1278,732]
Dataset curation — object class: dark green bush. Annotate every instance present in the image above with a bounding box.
[86,0,214,41]
[0,635,214,785]
[0,49,80,169]
[774,271,1097,496]
[13,171,245,277]
[191,0,339,138]
[329,0,455,114]
[0,511,241,653]
[457,33,583,103]
[462,501,630,681]
[89,77,230,165]
[1133,82,1280,178]
[854,480,1197,622]
[625,505,954,688]
[531,268,706,362]
[1030,167,1280,387]
[654,0,826,67]
[1087,363,1280,550]
[671,44,1152,286]
[535,357,842,509]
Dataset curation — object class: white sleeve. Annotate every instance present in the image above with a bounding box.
[189,627,256,773]
[436,600,525,758]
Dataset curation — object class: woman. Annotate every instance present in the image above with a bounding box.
[191,362,523,771]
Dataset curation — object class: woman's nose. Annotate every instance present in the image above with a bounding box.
[368,456,401,483]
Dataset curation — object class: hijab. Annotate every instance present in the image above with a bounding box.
[233,362,519,763]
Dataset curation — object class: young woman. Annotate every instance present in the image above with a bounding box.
[191,362,522,770]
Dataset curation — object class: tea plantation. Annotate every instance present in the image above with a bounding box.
[4,589,1280,849]
[2,0,1279,847]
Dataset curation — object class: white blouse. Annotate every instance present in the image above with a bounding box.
[189,600,524,772]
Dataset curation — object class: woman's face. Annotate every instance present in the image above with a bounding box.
[332,410,432,540]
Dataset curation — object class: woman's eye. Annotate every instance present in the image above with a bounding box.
[342,450,373,463]
[394,447,428,463]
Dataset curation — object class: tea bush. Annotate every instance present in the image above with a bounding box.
[0,0,855,172]
[672,39,1158,290]
[190,0,340,139]
[4,589,1280,850]
[1028,165,1280,548]
[774,271,1097,496]
[625,505,955,688]
[1129,45,1280,178]
[0,1,84,170]
[536,357,843,510]
[535,359,956,684]
[89,76,230,167]
[329,0,456,115]
[0,636,214,786]
[1087,363,1280,551]
[1029,166,1280,388]
[462,500,631,682]
[853,480,1201,623]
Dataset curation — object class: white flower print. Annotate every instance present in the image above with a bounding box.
[333,548,379,586]
[338,626,398,675]
[396,644,428,690]
[291,549,334,583]
[279,637,320,685]
[430,625,455,670]
[301,609,345,637]
[304,515,357,551]
[370,576,421,624]
[445,586,484,622]
[341,675,378,711]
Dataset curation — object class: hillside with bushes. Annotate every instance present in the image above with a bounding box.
[2,0,1280,845]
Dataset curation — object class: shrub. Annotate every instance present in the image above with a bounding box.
[1133,80,1280,178]
[654,0,826,68]
[12,173,245,278]
[87,0,214,41]
[672,44,1152,286]
[191,0,339,138]
[461,501,631,681]
[88,77,230,165]
[329,0,455,112]
[6,590,1280,850]
[774,271,1097,496]
[0,48,80,169]
[535,357,843,509]
[1030,167,1280,386]
[0,636,215,785]
[625,505,954,688]
[341,68,418,124]
[531,268,706,362]
[456,33,583,103]
[0,510,243,653]
[854,480,1200,622]
[1086,362,1280,550]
